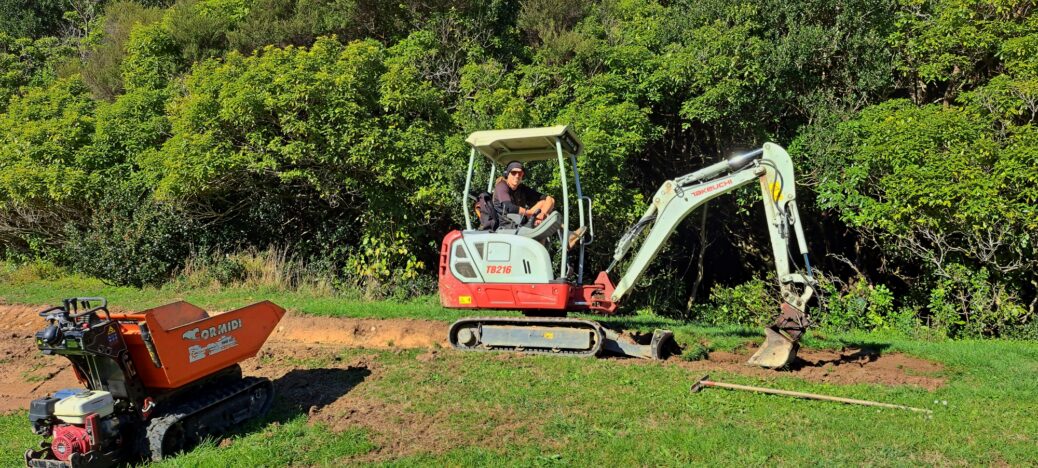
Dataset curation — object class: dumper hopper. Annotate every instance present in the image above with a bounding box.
[107,301,285,389]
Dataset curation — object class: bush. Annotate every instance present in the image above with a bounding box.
[698,276,777,327]
[61,186,197,287]
[121,21,179,91]
[925,264,1029,338]
[226,0,362,53]
[174,247,335,293]
[817,275,917,335]
[343,231,429,300]
[1004,319,1038,341]
[80,1,164,100]
[0,259,65,284]
[0,0,66,38]
[162,0,249,65]
[0,34,72,111]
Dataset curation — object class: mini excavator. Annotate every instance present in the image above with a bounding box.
[438,126,816,368]
[24,298,284,467]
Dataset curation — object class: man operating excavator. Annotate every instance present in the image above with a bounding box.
[493,160,586,247]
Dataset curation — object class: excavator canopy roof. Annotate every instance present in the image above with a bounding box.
[466,125,583,164]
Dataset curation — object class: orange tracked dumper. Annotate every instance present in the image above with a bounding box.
[25,298,284,467]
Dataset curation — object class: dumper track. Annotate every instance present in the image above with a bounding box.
[144,376,274,461]
[449,317,606,357]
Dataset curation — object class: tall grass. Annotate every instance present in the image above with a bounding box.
[0,259,66,285]
[174,247,336,295]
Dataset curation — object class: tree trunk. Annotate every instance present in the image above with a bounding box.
[685,201,710,313]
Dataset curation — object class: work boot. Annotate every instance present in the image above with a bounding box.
[568,226,588,249]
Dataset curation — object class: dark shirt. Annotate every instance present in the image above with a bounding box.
[493,180,544,215]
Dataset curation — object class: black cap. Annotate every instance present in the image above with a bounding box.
[505,161,525,174]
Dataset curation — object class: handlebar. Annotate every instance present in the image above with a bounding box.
[37,306,66,318]
[39,297,111,321]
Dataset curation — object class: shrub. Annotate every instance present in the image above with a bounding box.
[817,275,917,334]
[0,259,65,284]
[0,34,72,111]
[699,276,777,327]
[61,186,197,287]
[81,1,164,100]
[174,246,335,293]
[162,0,248,65]
[343,231,428,300]
[925,264,1029,338]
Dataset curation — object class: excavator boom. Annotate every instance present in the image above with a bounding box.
[602,143,816,368]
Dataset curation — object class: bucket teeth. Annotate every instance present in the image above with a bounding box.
[747,328,799,369]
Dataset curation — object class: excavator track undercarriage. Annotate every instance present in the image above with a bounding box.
[449,317,673,359]
[450,317,606,357]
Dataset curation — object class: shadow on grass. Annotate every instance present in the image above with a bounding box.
[134,367,372,464]
[268,366,371,421]
[788,343,892,371]
[698,328,762,339]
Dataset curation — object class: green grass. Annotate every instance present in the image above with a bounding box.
[0,272,491,322]
[4,340,1037,466]
[154,416,376,467]
[2,272,1037,465]
[1,413,37,463]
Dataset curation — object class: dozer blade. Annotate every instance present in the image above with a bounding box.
[747,328,799,369]
[602,328,674,360]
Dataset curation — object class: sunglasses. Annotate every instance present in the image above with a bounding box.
[509,170,525,177]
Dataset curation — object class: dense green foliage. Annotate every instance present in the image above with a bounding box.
[0,0,1035,337]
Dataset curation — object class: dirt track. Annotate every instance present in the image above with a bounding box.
[0,304,945,414]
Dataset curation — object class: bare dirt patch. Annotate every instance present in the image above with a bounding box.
[308,394,542,461]
[310,395,460,460]
[270,314,449,349]
[0,305,79,413]
[673,346,946,390]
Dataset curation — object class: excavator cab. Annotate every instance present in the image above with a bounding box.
[440,126,607,311]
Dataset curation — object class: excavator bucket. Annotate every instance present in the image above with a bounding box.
[747,328,799,369]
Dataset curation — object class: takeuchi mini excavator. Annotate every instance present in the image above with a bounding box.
[24,298,284,467]
[438,126,817,368]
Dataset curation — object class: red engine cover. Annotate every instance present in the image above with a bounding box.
[51,424,92,461]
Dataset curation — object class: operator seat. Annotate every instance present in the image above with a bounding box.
[502,211,562,243]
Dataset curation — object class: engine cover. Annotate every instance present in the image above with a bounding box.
[51,424,92,462]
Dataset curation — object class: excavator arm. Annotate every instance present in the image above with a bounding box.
[601,143,816,368]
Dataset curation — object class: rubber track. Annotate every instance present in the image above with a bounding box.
[144,376,273,461]
[449,316,606,357]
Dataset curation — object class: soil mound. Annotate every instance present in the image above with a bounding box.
[675,346,945,390]
[270,314,449,349]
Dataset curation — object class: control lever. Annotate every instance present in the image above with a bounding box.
[520,208,542,227]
